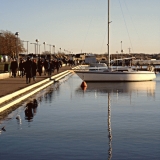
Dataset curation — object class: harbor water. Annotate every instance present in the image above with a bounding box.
[0,73,160,160]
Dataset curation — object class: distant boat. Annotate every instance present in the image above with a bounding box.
[74,0,156,82]
[89,62,107,67]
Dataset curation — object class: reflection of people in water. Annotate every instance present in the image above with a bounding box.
[25,99,38,121]
[32,99,38,114]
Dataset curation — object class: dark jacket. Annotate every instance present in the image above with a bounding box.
[37,59,43,73]
[19,61,25,71]
[25,59,32,78]
[32,61,37,76]
[10,60,18,71]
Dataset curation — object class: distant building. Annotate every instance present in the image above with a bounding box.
[85,54,96,64]
[75,54,85,60]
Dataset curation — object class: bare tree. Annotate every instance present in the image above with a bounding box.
[0,30,26,58]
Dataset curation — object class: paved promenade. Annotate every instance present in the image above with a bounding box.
[0,65,72,98]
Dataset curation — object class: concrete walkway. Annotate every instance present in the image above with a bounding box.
[0,65,72,98]
[0,65,80,115]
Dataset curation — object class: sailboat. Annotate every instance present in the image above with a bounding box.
[74,0,156,82]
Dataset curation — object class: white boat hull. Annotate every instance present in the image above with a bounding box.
[75,70,156,82]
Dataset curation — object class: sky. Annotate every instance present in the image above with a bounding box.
[1,0,160,54]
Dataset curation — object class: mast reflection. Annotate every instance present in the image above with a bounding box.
[79,81,156,160]
[81,85,113,159]
[108,93,112,160]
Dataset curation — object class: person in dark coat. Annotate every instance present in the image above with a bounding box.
[32,59,37,81]
[55,59,60,73]
[19,59,25,78]
[10,58,18,78]
[43,59,48,76]
[52,59,56,73]
[37,58,43,76]
[25,57,32,84]
[48,60,53,77]
[59,60,62,68]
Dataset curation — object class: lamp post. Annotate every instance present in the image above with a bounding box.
[30,43,37,54]
[15,32,19,63]
[43,42,46,53]
[47,44,52,59]
[35,39,39,55]
[121,41,123,54]
[128,48,131,55]
[121,41,123,61]
[39,44,41,54]
[52,45,55,54]
[47,44,51,53]
[0,33,2,55]
[116,51,118,66]
[22,40,29,55]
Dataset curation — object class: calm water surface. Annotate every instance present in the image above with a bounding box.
[0,73,160,160]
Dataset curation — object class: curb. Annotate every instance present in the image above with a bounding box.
[0,72,9,79]
[0,70,73,114]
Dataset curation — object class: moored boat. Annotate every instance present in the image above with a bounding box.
[75,67,156,82]
[74,0,156,82]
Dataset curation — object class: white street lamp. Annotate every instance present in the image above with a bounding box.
[15,32,19,64]
[53,45,55,54]
[30,43,37,54]
[39,44,41,54]
[35,39,39,55]
[43,42,46,53]
[121,41,123,53]
[22,40,29,55]
[47,44,52,58]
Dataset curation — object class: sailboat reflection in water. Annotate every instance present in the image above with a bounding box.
[80,80,156,159]
[25,99,38,122]
[81,81,155,96]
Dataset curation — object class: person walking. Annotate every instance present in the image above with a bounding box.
[43,59,48,76]
[25,57,32,84]
[32,59,37,81]
[52,59,56,73]
[37,58,43,76]
[59,59,62,68]
[48,60,53,78]
[19,59,25,78]
[55,59,60,73]
[10,58,18,78]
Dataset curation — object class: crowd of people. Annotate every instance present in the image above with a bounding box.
[10,57,62,84]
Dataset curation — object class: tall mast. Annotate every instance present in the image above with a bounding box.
[108,0,110,68]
